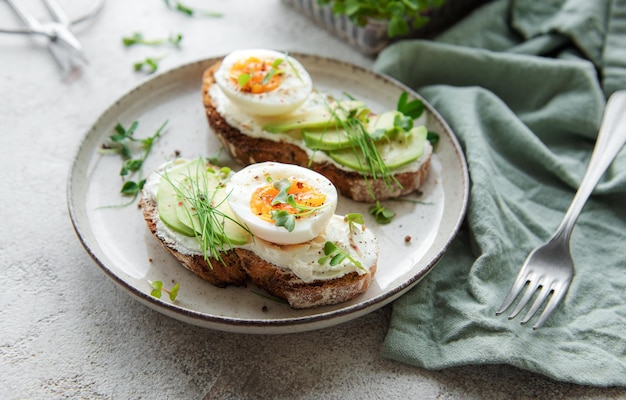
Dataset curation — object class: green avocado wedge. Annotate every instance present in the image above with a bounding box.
[328,125,428,172]
[262,100,367,133]
[174,175,250,246]
[368,110,402,138]
[302,127,352,150]
[156,159,204,237]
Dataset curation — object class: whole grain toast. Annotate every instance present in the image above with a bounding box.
[139,192,376,308]
[201,61,431,202]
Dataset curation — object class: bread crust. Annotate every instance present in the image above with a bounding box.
[201,62,431,202]
[139,195,248,288]
[139,193,376,308]
[237,247,376,309]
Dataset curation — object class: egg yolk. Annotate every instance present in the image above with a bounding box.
[229,56,284,94]
[250,180,327,223]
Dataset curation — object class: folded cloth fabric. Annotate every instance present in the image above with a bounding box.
[373,0,626,386]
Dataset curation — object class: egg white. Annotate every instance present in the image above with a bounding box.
[214,49,313,116]
[226,162,337,245]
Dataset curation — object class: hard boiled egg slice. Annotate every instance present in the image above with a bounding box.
[226,162,337,245]
[214,49,313,116]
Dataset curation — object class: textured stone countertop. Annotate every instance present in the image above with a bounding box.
[1,0,625,398]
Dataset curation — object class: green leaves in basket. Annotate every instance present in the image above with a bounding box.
[317,0,446,38]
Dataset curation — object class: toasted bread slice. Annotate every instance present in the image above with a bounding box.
[139,169,377,308]
[201,61,432,202]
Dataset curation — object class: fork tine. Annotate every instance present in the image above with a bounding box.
[533,285,568,329]
[508,278,541,319]
[496,269,532,315]
[520,283,552,324]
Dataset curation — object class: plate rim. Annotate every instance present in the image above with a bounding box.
[67,53,469,333]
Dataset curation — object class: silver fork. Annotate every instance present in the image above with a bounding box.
[496,90,626,329]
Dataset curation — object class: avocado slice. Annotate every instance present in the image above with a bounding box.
[328,125,428,172]
[368,110,402,138]
[302,110,408,151]
[175,175,250,246]
[302,128,352,150]
[262,100,368,133]
[156,159,204,237]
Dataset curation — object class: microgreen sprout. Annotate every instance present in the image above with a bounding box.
[368,201,395,224]
[99,120,168,203]
[235,58,286,90]
[163,0,223,17]
[345,213,364,232]
[397,91,424,119]
[397,91,440,147]
[283,53,304,82]
[238,72,252,87]
[206,147,225,165]
[123,32,183,47]
[149,280,180,301]
[261,58,284,85]
[318,241,366,272]
[427,131,440,146]
[133,56,163,74]
[269,178,329,232]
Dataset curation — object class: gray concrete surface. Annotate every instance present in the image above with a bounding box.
[1,0,626,398]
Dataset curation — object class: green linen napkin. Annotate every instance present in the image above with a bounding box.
[373,0,626,386]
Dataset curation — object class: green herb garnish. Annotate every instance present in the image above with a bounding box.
[149,280,180,301]
[368,201,395,224]
[427,130,440,146]
[206,148,224,165]
[163,0,223,17]
[318,241,365,272]
[270,209,296,232]
[317,213,368,272]
[236,58,285,89]
[281,52,306,83]
[269,178,329,232]
[261,58,284,85]
[238,73,251,87]
[397,91,424,119]
[397,91,440,147]
[99,120,168,202]
[123,32,183,47]
[133,56,163,73]
[345,213,364,232]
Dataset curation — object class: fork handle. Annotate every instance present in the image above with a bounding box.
[554,90,626,241]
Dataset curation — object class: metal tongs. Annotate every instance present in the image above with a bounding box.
[3,0,103,74]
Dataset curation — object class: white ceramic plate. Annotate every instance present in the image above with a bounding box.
[68,54,468,334]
